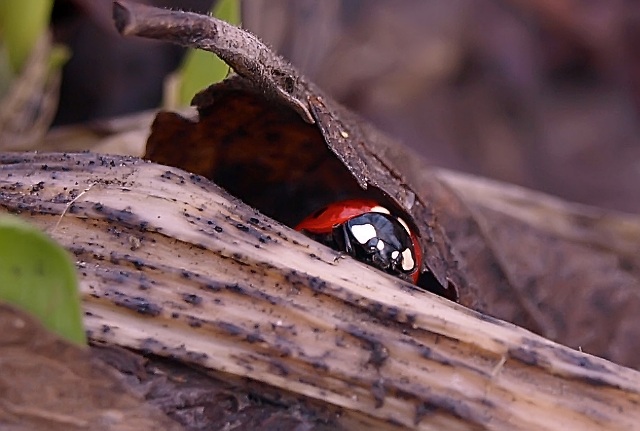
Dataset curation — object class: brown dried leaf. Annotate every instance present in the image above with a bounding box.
[438,173,640,368]
[114,1,466,300]
[0,303,182,431]
[113,1,640,368]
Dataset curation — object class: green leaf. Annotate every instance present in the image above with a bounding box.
[174,0,241,106]
[0,0,54,72]
[0,216,85,345]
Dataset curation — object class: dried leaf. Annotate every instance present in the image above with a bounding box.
[115,1,640,367]
[0,302,182,431]
[114,1,465,301]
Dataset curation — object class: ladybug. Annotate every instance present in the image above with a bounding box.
[295,199,422,283]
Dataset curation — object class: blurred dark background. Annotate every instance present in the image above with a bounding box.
[52,0,640,213]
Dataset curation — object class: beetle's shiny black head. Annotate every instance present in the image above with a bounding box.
[335,212,416,278]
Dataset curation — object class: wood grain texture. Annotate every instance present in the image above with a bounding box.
[1,152,639,430]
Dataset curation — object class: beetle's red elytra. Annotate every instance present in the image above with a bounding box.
[295,199,422,283]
